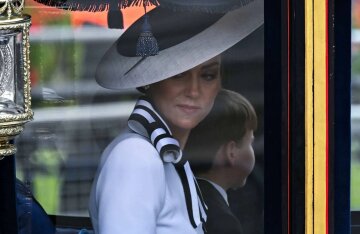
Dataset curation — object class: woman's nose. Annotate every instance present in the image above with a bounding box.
[185,74,200,97]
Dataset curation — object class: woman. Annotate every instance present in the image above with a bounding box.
[89,1,263,233]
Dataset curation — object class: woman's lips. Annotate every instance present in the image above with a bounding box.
[176,104,200,114]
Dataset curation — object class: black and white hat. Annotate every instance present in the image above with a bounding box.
[95,0,264,90]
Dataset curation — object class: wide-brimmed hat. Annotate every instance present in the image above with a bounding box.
[96,0,264,90]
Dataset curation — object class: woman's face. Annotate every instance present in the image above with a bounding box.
[148,56,222,134]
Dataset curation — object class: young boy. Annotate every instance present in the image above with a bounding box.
[186,89,258,234]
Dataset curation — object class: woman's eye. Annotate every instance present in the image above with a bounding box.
[202,73,218,81]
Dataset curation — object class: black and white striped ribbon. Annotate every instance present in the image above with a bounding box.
[175,161,208,229]
[128,97,182,163]
[127,96,207,229]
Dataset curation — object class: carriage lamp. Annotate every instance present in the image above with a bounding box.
[0,0,32,156]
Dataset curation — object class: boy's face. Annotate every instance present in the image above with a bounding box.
[232,129,255,188]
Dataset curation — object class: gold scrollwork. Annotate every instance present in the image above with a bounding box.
[0,125,24,136]
[0,0,25,18]
[0,142,16,157]
[0,42,13,96]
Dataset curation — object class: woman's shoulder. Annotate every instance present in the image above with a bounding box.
[108,127,149,145]
[100,127,163,170]
[110,128,157,155]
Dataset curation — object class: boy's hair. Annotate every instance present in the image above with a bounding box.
[185,89,257,174]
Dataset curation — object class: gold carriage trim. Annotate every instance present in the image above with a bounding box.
[305,0,328,233]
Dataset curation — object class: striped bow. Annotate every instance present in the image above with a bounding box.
[128,96,182,163]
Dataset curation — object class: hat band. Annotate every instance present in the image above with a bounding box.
[117,7,225,57]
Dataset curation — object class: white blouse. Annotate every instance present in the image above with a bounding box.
[89,128,204,234]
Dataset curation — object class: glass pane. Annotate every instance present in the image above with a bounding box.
[17,4,130,216]
[16,1,264,233]
[14,30,25,111]
[0,30,24,115]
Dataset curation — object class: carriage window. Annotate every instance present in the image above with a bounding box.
[16,2,143,217]
[15,1,264,233]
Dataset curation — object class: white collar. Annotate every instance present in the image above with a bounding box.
[198,178,229,206]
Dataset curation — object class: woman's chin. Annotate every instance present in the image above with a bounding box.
[172,119,202,131]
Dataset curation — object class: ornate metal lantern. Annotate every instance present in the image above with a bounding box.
[0,0,32,156]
